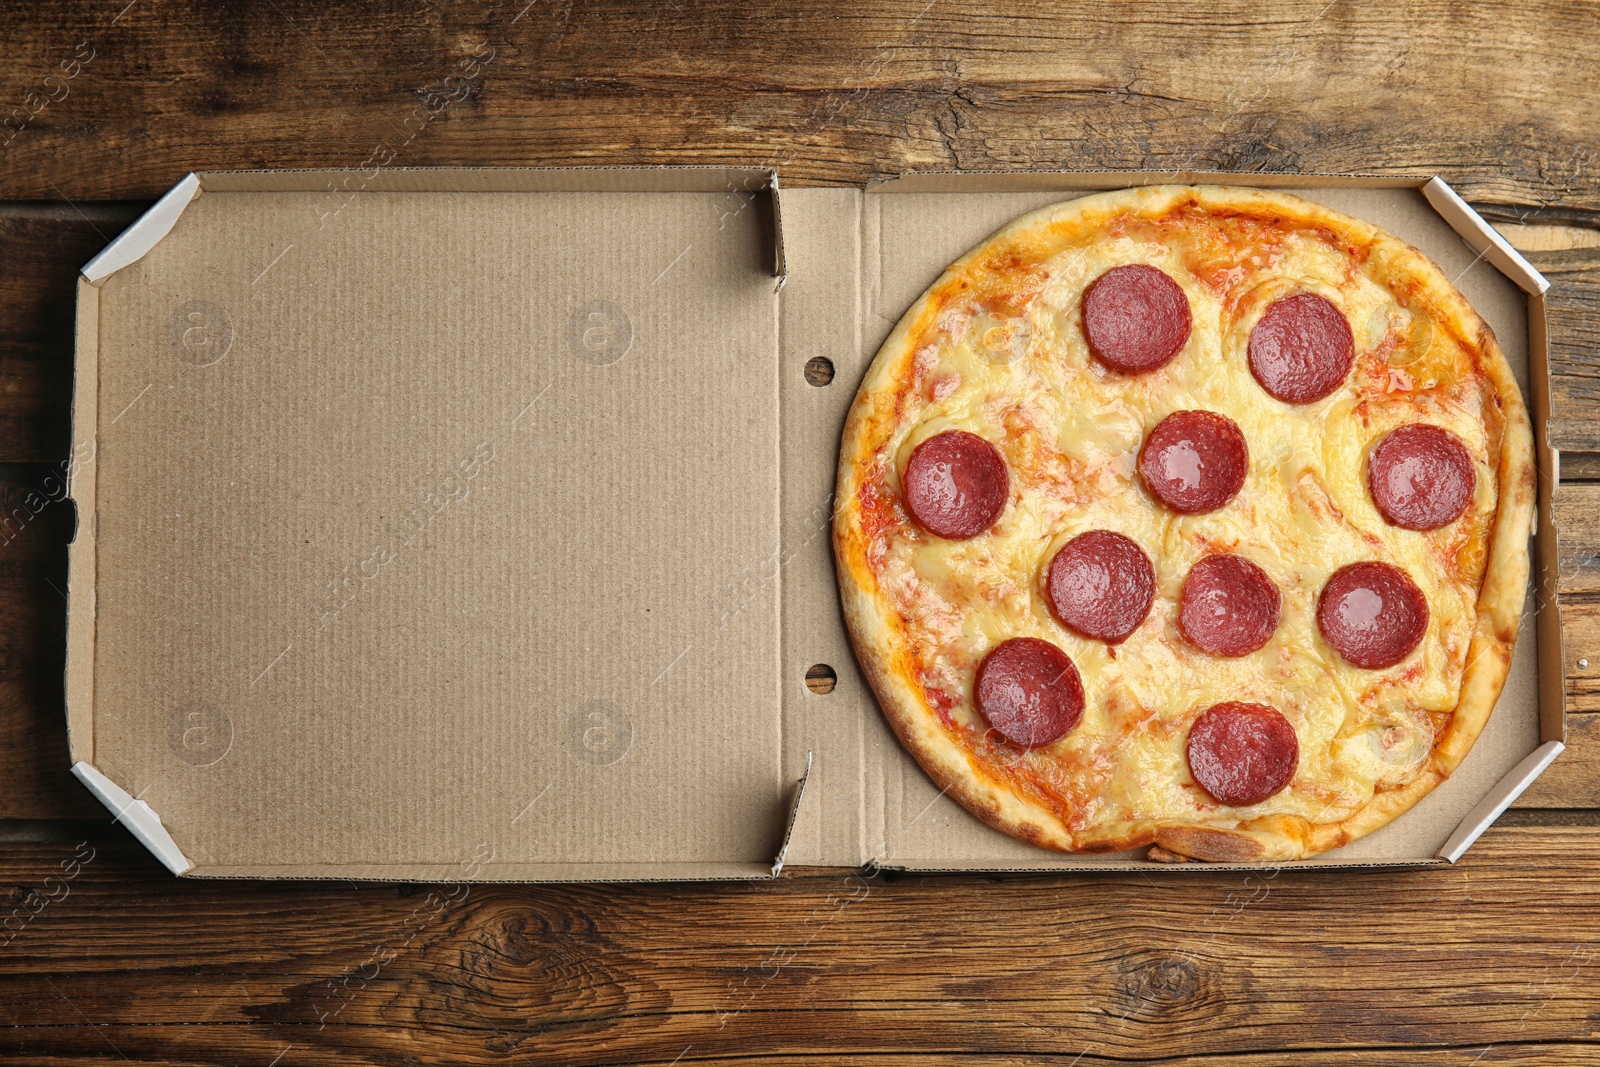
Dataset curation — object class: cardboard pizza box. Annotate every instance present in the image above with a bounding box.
[66,168,1563,879]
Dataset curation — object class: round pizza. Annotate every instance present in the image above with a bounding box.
[832,185,1536,863]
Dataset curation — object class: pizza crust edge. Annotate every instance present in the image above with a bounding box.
[832,184,1537,863]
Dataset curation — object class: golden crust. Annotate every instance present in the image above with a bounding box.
[834,184,1536,863]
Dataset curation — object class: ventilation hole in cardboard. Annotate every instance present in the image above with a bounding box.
[805,663,837,694]
[804,356,835,387]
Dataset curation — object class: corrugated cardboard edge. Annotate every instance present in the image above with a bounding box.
[183,863,775,882]
[65,280,99,765]
[1525,290,1567,745]
[868,169,1430,193]
[1437,740,1566,862]
[878,858,1446,874]
[71,762,192,875]
[770,752,813,876]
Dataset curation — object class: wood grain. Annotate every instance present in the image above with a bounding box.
[0,829,1598,1065]
[0,207,143,462]
[0,0,1597,212]
[1556,486,1600,596]
[0,464,96,820]
[1520,713,1600,807]
[4,1,1600,1062]
[1535,248,1600,451]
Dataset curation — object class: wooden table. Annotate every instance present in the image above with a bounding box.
[4,2,1600,1062]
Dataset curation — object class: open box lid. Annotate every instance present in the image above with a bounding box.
[71,168,1564,879]
[69,168,802,879]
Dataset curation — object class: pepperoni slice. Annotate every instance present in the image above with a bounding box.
[1317,562,1429,669]
[1046,531,1155,644]
[1081,264,1193,374]
[1247,292,1354,404]
[1367,424,1477,531]
[1186,702,1299,807]
[1179,555,1281,657]
[974,637,1085,748]
[1138,411,1249,514]
[902,430,1009,539]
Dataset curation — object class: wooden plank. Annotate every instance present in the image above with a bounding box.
[1498,224,1600,253]
[1,826,1599,1064]
[1,0,1600,212]
[1562,599,1600,707]
[0,464,97,819]
[1507,471,1597,806]
[1539,595,1600,802]
[0,208,144,463]
[1551,484,1600,810]
[1556,485,1600,595]
[1561,452,1600,482]
[1516,706,1600,807]
[1531,248,1600,451]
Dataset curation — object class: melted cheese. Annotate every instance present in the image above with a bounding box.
[870,210,1500,835]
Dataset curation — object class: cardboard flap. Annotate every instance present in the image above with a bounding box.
[72,169,792,879]
[71,762,192,874]
[1438,740,1565,862]
[188,167,786,280]
[770,752,812,876]
[66,280,100,763]
[82,173,202,283]
[869,170,1426,194]
[1422,178,1550,296]
[1524,292,1567,742]
[197,166,775,195]
[764,169,787,284]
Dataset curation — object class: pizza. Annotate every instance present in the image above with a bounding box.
[832,185,1536,863]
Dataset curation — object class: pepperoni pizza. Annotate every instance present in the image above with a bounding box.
[833,185,1535,863]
